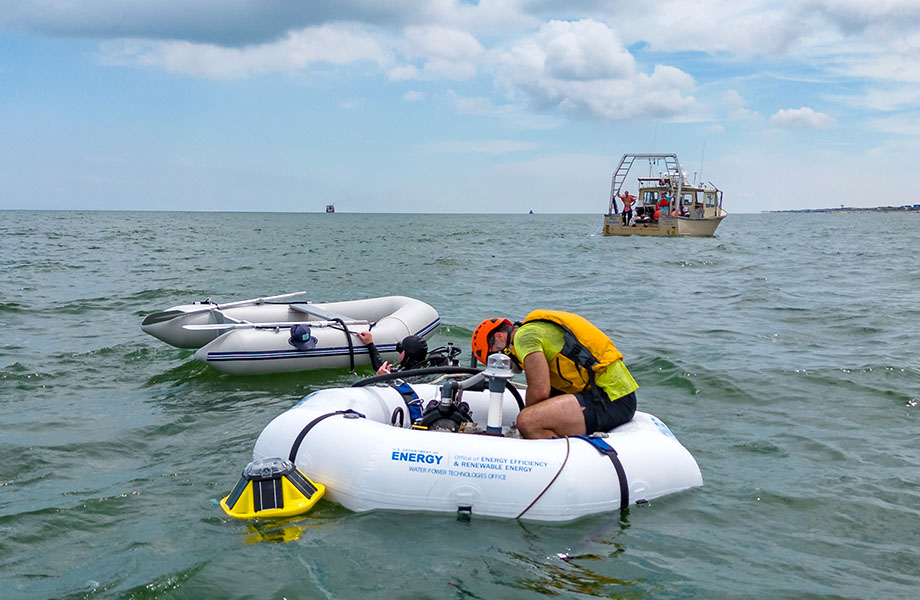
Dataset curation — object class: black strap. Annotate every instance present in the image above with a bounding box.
[328,318,355,372]
[578,436,629,509]
[288,410,361,462]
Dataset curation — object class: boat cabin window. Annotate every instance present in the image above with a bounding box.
[681,192,695,205]
[705,192,717,208]
[642,190,659,205]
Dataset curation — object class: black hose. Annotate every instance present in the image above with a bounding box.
[353,366,481,386]
[352,366,525,411]
[330,317,355,373]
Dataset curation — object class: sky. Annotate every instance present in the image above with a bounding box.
[2,0,919,214]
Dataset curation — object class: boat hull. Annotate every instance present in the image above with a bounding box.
[252,384,703,521]
[193,296,439,375]
[603,211,726,237]
[142,302,311,349]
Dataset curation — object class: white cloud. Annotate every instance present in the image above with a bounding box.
[832,49,920,84]
[400,25,484,80]
[421,56,478,80]
[538,18,634,80]
[403,25,483,61]
[491,19,699,121]
[722,90,759,120]
[769,106,836,129]
[99,24,390,78]
[0,0,530,44]
[868,114,920,136]
[805,0,920,34]
[388,64,419,80]
[829,86,920,111]
[403,90,424,102]
[448,91,564,130]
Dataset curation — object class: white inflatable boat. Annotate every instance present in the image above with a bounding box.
[141,293,440,375]
[238,365,703,522]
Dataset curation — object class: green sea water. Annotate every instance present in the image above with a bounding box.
[1,210,918,599]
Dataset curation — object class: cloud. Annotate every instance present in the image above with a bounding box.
[491,19,699,121]
[403,90,424,102]
[388,64,420,81]
[829,86,920,111]
[0,0,535,45]
[722,90,760,120]
[868,114,920,136]
[96,21,485,82]
[400,25,484,79]
[0,1,453,44]
[448,91,564,130]
[803,0,920,35]
[768,106,836,129]
[98,24,390,78]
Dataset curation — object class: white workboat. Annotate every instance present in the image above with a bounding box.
[141,293,440,375]
[227,367,703,521]
[603,153,727,236]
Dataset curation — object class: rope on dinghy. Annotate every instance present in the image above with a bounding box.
[515,436,571,520]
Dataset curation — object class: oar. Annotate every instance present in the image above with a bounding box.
[182,319,369,331]
[142,291,307,326]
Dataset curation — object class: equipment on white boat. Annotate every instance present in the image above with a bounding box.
[224,359,702,521]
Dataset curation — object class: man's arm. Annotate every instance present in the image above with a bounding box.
[356,331,384,370]
[523,352,552,406]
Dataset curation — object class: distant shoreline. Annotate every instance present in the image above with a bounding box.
[767,204,920,213]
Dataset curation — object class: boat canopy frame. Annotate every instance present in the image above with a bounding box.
[607,153,686,217]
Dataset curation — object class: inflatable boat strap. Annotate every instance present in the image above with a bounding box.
[577,436,629,509]
[329,318,356,373]
[288,409,364,462]
[393,382,423,422]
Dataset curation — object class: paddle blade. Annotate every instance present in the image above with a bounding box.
[141,310,188,326]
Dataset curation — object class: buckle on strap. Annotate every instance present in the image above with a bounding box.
[575,435,629,509]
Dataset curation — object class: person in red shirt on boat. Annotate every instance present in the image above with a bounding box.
[356,331,428,375]
[658,193,670,218]
[471,311,638,439]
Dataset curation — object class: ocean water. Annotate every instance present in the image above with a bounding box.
[1,210,918,599]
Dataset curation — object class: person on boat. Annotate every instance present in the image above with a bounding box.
[471,311,637,439]
[619,191,635,226]
[658,193,670,218]
[356,331,428,375]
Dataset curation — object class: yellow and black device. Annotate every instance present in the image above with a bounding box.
[220,457,325,519]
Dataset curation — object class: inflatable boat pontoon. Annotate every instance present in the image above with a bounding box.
[141,293,440,375]
[225,358,703,521]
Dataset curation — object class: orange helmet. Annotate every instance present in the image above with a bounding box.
[471,317,512,365]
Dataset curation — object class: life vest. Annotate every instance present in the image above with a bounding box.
[511,310,623,395]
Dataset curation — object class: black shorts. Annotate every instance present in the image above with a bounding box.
[574,388,637,434]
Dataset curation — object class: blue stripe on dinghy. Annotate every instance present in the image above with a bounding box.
[203,317,441,363]
[205,347,372,362]
[415,318,440,338]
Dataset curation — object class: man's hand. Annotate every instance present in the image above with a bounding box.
[375,361,392,375]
